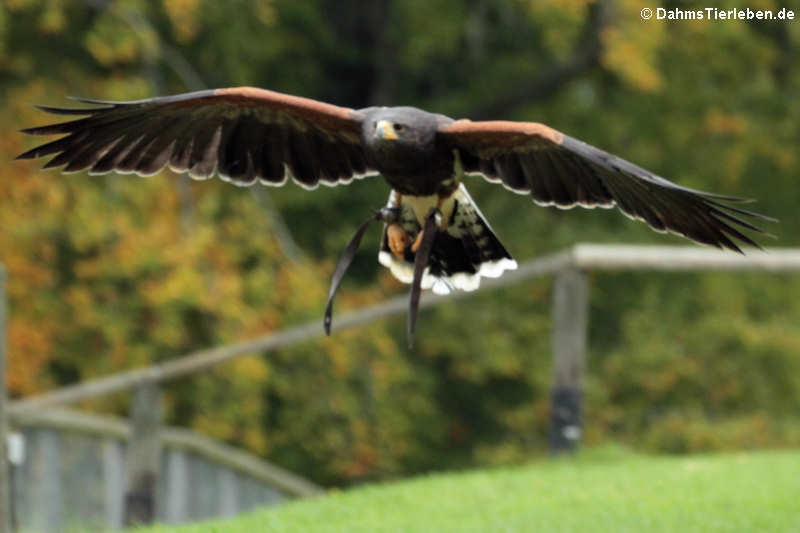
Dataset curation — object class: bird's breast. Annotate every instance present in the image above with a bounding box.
[372,143,455,196]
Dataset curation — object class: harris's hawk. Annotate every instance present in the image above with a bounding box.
[16,87,771,345]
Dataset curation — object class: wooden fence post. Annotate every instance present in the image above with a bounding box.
[124,381,163,525]
[550,268,589,453]
[103,438,125,529]
[34,430,62,533]
[165,448,188,523]
[218,467,238,517]
[0,265,9,533]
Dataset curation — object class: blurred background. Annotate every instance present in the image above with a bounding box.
[2,0,799,495]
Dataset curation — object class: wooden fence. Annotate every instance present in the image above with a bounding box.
[3,244,800,531]
[7,408,319,532]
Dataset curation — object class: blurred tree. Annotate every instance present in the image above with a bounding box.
[1,0,798,485]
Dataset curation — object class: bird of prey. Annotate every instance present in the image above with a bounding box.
[16,87,770,345]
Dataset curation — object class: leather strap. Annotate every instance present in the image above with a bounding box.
[324,207,400,335]
[407,209,441,348]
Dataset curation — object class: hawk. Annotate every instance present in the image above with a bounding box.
[16,87,770,345]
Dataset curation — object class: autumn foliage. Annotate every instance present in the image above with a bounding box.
[2,0,799,485]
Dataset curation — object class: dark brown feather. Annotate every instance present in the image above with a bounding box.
[91,134,140,174]
[168,135,194,173]
[17,87,376,188]
[259,125,287,184]
[493,154,526,190]
[136,139,176,176]
[189,125,222,179]
[439,120,772,252]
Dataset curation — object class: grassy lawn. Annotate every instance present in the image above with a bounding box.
[142,447,800,533]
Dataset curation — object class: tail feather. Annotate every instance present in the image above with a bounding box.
[378,185,517,294]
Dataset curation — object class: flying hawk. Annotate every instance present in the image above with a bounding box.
[16,87,770,345]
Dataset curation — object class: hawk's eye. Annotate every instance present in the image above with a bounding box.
[394,124,405,132]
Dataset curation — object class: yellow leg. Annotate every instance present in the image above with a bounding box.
[386,191,407,259]
[411,196,448,253]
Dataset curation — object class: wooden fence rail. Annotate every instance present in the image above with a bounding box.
[9,408,320,498]
[16,244,800,416]
[6,407,319,532]
[4,244,800,530]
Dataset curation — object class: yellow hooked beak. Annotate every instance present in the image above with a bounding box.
[374,120,398,140]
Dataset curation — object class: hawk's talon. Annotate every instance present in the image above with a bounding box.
[387,223,408,259]
[410,230,424,253]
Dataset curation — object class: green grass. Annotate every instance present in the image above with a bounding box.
[143,447,800,533]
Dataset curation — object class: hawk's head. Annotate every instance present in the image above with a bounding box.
[364,107,439,154]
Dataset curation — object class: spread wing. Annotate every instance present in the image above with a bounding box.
[16,87,377,189]
[438,120,773,252]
